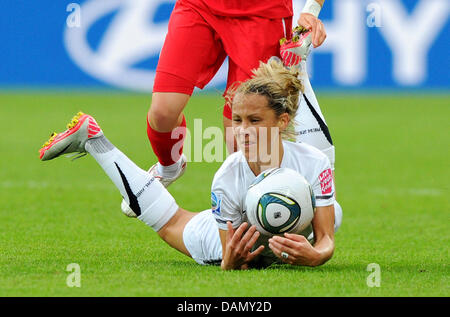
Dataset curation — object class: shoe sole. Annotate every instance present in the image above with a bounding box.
[39,112,101,160]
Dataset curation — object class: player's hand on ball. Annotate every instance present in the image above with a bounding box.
[221,221,264,270]
[297,13,326,48]
[268,233,320,266]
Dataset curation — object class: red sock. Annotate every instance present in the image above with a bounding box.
[147,115,186,166]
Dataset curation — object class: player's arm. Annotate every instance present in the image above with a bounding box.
[298,0,326,48]
[308,204,335,265]
[211,168,265,270]
[268,204,335,266]
[219,222,264,270]
[269,156,336,266]
[211,182,264,270]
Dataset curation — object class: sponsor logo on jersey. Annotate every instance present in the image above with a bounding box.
[318,168,333,195]
[211,192,222,216]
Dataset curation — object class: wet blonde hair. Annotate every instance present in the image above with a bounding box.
[226,59,304,140]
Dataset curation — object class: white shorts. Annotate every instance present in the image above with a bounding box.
[182,209,222,265]
[182,202,343,266]
[295,61,335,169]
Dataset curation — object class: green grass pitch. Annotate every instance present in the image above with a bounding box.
[0,91,448,297]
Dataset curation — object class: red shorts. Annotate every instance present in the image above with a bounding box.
[153,0,292,119]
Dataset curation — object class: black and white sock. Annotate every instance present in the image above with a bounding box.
[84,136,178,231]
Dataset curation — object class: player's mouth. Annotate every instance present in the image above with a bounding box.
[241,142,258,153]
[238,137,256,149]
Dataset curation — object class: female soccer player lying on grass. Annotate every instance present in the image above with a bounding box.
[39,59,342,270]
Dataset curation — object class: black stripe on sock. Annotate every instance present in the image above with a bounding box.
[114,162,141,216]
[303,94,333,145]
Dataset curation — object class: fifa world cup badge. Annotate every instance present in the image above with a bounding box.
[211,192,222,216]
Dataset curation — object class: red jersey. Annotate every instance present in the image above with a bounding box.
[181,0,293,18]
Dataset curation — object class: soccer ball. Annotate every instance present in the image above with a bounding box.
[245,167,316,236]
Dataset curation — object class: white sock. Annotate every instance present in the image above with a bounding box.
[295,61,335,167]
[85,136,178,231]
[156,157,183,179]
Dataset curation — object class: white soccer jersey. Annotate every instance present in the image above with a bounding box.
[211,140,335,267]
[211,140,335,231]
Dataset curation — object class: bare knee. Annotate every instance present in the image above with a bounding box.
[148,105,178,132]
[148,93,190,132]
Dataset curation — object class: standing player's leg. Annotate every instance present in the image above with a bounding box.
[146,1,226,185]
[39,112,222,262]
[146,90,190,187]
[295,60,335,168]
[295,60,341,226]
[280,28,341,230]
[279,27,335,168]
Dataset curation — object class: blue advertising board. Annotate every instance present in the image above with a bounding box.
[0,0,448,91]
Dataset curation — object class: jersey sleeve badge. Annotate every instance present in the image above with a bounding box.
[211,191,222,216]
[318,168,333,195]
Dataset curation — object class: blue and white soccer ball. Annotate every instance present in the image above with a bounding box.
[245,168,316,236]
